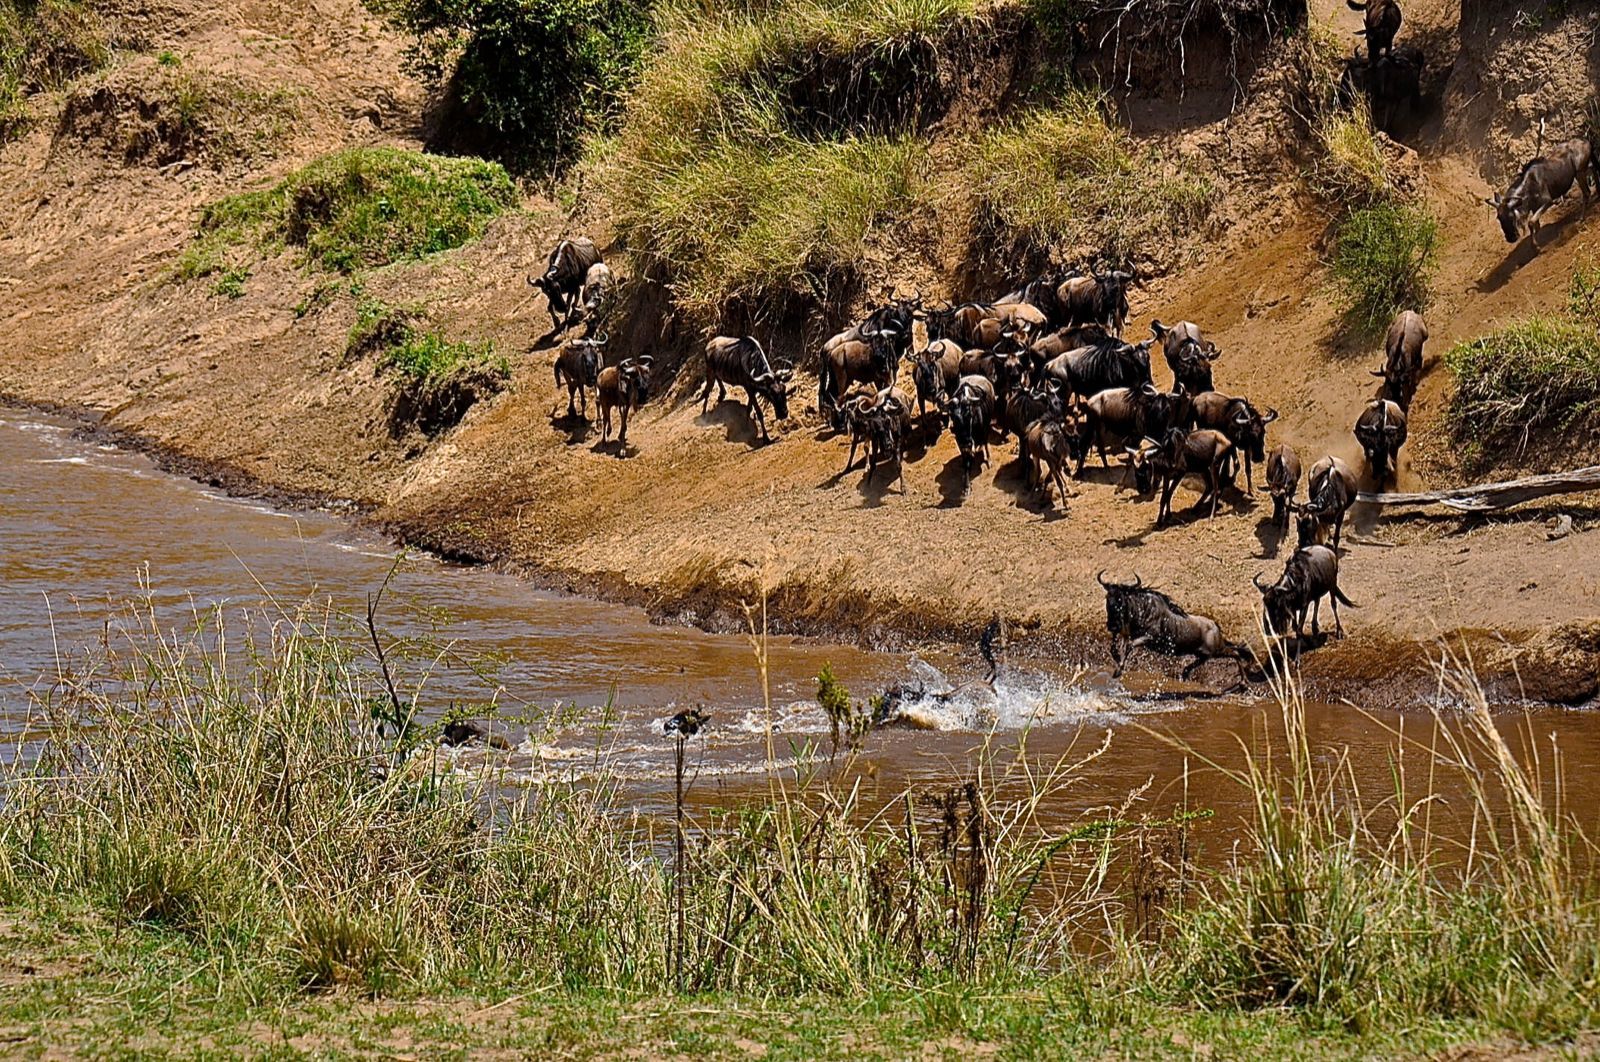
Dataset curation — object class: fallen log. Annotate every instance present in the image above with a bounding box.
[1357,466,1600,512]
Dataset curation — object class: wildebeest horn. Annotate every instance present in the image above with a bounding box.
[638,355,653,365]
[619,358,634,370]
[1252,572,1267,591]
[1132,573,1143,588]
[1096,569,1112,588]
[1369,368,1387,377]
[1263,408,1279,423]
[595,331,610,345]
[1149,319,1166,338]
[1234,410,1251,424]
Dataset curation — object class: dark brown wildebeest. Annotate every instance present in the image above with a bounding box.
[1354,398,1408,485]
[948,374,996,492]
[1191,391,1277,494]
[1486,139,1597,244]
[1371,310,1427,409]
[1129,427,1236,525]
[528,237,602,333]
[1255,544,1358,642]
[702,336,794,443]
[1265,444,1302,532]
[842,386,913,490]
[1057,270,1134,335]
[819,327,901,427]
[1043,337,1154,403]
[1077,384,1187,473]
[552,333,606,420]
[596,356,652,449]
[1098,571,1250,684]
[1347,0,1401,63]
[1296,455,1359,550]
[911,338,966,432]
[1149,319,1221,394]
[1022,411,1079,508]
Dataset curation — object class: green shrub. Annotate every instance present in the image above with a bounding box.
[1311,101,1397,205]
[1445,312,1600,452]
[347,297,420,360]
[964,92,1216,262]
[177,148,516,280]
[1,0,109,139]
[384,330,498,379]
[375,0,654,169]
[1329,201,1438,333]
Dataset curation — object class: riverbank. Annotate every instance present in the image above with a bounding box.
[1,905,1576,1060]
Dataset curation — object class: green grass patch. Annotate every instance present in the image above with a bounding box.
[346,296,420,361]
[1311,100,1398,206]
[177,147,517,283]
[610,134,921,315]
[963,91,1217,262]
[1,0,109,139]
[383,329,498,380]
[1328,200,1438,334]
[1445,270,1600,456]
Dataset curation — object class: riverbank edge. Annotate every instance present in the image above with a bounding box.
[6,392,1593,709]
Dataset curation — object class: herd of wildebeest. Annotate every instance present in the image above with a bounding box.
[521,12,1599,684]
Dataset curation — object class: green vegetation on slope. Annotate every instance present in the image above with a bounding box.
[177,147,517,285]
[374,0,654,169]
[966,92,1216,262]
[1446,264,1600,458]
[3,603,1599,1051]
[0,0,109,138]
[602,1,1217,317]
[1329,200,1438,333]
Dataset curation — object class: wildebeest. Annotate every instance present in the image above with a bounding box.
[1098,571,1249,683]
[1371,310,1427,408]
[553,333,606,420]
[528,237,602,333]
[1265,444,1302,532]
[1255,544,1357,641]
[1044,337,1155,403]
[578,262,615,330]
[1485,139,1597,244]
[1191,391,1277,494]
[1077,384,1186,472]
[1022,412,1078,507]
[1343,48,1423,127]
[1003,381,1066,452]
[911,338,965,432]
[948,375,996,492]
[1354,398,1407,484]
[925,301,994,347]
[823,295,920,359]
[702,336,794,443]
[1130,427,1236,525]
[819,327,900,426]
[1057,270,1134,334]
[843,386,912,489]
[1297,455,1359,550]
[1149,319,1220,394]
[596,356,651,449]
[1347,0,1401,63]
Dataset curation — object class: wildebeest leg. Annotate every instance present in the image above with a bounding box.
[601,405,611,443]
[1311,597,1322,638]
[1051,460,1069,505]
[1245,456,1254,496]
[1208,465,1222,519]
[1333,509,1346,552]
[1110,635,1126,677]
[618,405,630,449]
[699,374,715,413]
[845,433,860,472]
[1180,655,1206,680]
[1332,591,1345,639]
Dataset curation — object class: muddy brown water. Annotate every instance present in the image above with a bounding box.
[3,406,1597,852]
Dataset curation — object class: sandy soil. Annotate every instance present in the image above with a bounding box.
[1,0,1598,705]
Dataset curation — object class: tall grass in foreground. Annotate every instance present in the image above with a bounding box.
[2,599,1598,1045]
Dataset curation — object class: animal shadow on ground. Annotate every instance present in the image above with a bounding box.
[1476,206,1588,294]
[991,455,1068,522]
[698,400,761,447]
[550,411,591,446]
[856,462,903,508]
[1253,514,1289,559]
[590,437,636,459]
[933,455,973,509]
[1076,462,1135,490]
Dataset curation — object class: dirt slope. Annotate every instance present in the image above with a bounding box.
[2,0,1598,705]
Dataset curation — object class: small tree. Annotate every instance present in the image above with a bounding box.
[374,0,653,170]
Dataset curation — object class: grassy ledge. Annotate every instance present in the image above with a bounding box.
[0,0,108,139]
[2,601,1599,1054]
[176,147,517,285]
[1445,263,1600,462]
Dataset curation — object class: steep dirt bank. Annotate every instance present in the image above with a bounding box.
[2,0,1599,706]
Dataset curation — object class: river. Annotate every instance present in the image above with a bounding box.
[3,404,1595,833]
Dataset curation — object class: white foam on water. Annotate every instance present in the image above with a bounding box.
[29,456,90,465]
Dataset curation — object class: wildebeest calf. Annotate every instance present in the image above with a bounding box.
[1265,443,1302,532]
[1255,544,1357,642]
[596,356,652,449]
[553,333,606,420]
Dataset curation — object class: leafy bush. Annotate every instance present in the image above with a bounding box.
[1329,201,1438,333]
[1,0,109,138]
[375,0,653,169]
[964,92,1216,262]
[177,148,516,280]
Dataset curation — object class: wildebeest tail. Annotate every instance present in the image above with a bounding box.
[817,358,835,417]
[1332,584,1358,608]
[1345,0,1368,9]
